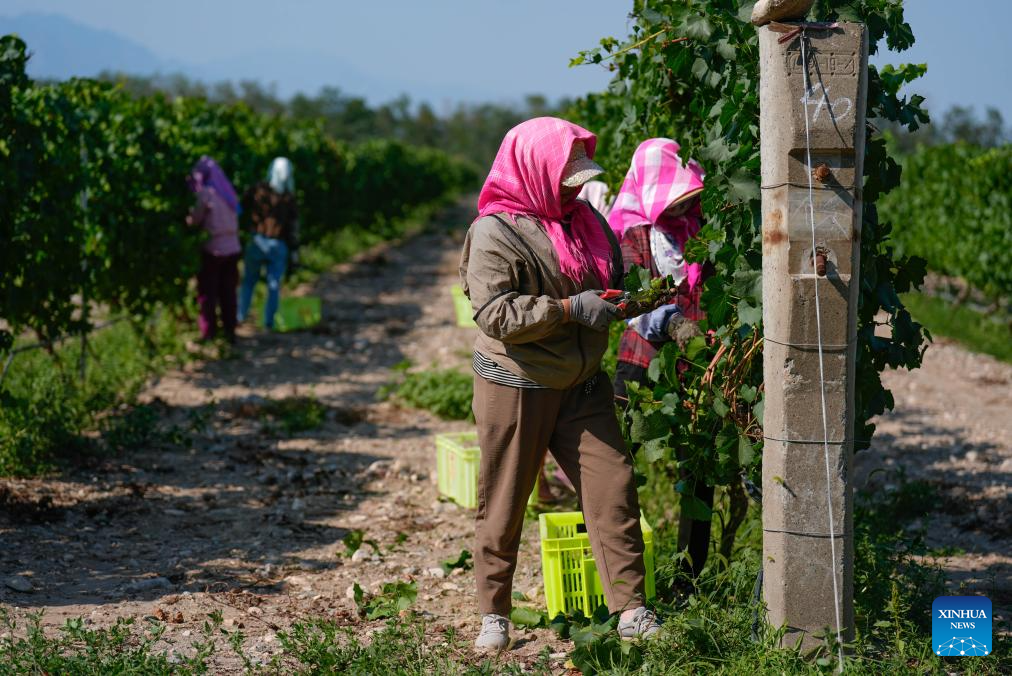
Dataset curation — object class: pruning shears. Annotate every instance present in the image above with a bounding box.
[600,289,631,311]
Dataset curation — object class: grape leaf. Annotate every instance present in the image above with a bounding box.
[737,300,762,327]
[510,606,546,628]
[641,437,669,464]
[739,384,757,403]
[712,392,730,418]
[727,169,760,204]
[738,434,755,466]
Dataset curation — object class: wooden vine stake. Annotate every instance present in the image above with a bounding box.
[758,22,868,653]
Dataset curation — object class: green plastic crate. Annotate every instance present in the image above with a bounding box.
[275,296,321,332]
[450,285,477,328]
[435,430,538,509]
[539,511,655,619]
[250,295,321,332]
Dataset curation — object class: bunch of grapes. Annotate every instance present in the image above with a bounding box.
[623,277,677,317]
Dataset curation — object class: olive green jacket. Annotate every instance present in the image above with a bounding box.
[459,206,622,389]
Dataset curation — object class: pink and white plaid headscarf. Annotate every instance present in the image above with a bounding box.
[608,138,706,289]
[478,117,614,288]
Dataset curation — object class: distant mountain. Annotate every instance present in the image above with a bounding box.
[0,12,166,80]
[0,11,504,104]
[0,12,405,101]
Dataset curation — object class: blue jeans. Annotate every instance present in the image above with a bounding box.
[238,234,288,329]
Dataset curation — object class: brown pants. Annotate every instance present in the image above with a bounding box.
[473,374,645,616]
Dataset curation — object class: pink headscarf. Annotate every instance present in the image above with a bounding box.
[607,138,706,290]
[187,156,240,213]
[478,117,614,288]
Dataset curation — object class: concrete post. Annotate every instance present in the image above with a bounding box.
[759,23,868,650]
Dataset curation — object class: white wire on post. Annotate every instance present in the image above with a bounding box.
[800,29,845,672]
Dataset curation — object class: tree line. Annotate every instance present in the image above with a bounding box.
[97,71,572,170]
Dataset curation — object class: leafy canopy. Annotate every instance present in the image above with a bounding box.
[569,0,928,511]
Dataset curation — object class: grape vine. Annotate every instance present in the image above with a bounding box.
[571,0,929,550]
[0,35,475,352]
[881,142,1012,306]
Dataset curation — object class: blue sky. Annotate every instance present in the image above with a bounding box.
[1,1,1009,117]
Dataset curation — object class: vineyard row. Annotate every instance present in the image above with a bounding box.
[0,34,477,349]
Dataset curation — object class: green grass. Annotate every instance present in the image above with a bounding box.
[0,609,218,675]
[550,468,1010,675]
[0,607,546,675]
[903,291,1012,363]
[290,201,447,285]
[293,228,391,282]
[3,475,1009,675]
[271,616,549,674]
[385,364,474,421]
[0,312,194,476]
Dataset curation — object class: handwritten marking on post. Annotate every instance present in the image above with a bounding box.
[800,85,853,124]
[788,190,852,238]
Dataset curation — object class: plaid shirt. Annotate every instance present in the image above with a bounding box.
[617,224,706,369]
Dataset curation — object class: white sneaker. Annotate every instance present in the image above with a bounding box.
[618,606,661,640]
[474,613,511,651]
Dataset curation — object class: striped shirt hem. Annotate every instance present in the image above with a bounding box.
[472,351,547,389]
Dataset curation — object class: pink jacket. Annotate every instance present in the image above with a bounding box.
[190,187,241,257]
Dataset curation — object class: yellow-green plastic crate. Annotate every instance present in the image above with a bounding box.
[450,285,477,328]
[539,511,655,619]
[435,430,538,509]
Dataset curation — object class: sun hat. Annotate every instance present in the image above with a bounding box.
[561,141,605,188]
[665,186,704,211]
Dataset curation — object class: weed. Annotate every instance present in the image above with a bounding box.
[851,474,948,649]
[0,607,221,674]
[342,528,380,559]
[0,313,192,476]
[441,549,473,575]
[273,616,551,674]
[185,402,216,434]
[100,403,162,451]
[352,580,418,620]
[260,394,327,434]
[386,366,474,421]
[388,531,410,552]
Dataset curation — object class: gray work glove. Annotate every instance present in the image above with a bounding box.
[569,290,622,331]
[666,314,702,350]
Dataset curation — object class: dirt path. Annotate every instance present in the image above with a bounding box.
[0,204,566,671]
[858,337,1012,618]
[2,203,1009,670]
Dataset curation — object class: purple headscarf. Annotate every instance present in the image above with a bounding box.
[187,156,240,213]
